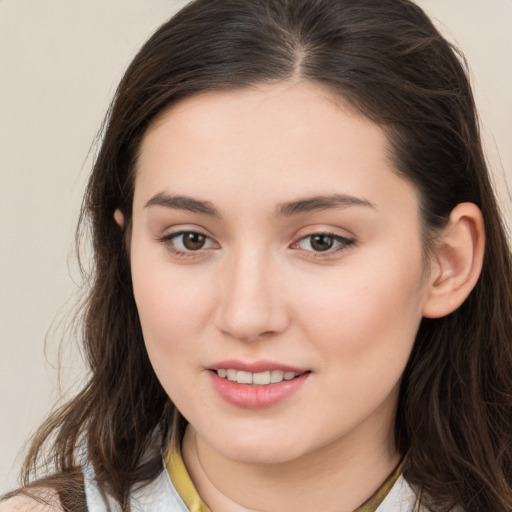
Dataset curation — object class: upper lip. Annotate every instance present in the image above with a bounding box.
[208,359,309,374]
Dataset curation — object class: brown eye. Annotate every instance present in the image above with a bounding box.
[161,230,218,255]
[293,232,354,255]
[310,234,334,252]
[182,232,207,250]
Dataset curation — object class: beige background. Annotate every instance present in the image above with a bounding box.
[1,0,510,493]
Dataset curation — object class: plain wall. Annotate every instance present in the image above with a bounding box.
[1,0,510,494]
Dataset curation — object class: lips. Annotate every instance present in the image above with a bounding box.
[216,368,300,385]
[208,360,310,409]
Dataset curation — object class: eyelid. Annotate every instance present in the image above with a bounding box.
[158,228,220,257]
[290,230,356,255]
[156,226,355,259]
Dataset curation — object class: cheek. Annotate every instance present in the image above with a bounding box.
[130,247,216,372]
[293,251,426,379]
[295,270,423,433]
[131,263,218,410]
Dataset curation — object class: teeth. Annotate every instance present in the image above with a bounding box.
[270,370,284,383]
[252,371,271,385]
[237,371,253,384]
[216,369,299,385]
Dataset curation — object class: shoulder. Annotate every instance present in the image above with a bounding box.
[0,489,63,512]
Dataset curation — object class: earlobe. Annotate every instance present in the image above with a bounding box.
[422,203,485,319]
[114,208,125,228]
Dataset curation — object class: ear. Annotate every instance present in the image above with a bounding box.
[114,208,125,228]
[422,202,485,319]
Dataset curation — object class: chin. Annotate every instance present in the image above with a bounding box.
[211,428,311,465]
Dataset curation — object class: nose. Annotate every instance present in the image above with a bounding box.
[214,246,290,342]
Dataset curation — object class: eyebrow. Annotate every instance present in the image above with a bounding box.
[144,192,221,217]
[144,192,374,218]
[276,194,375,216]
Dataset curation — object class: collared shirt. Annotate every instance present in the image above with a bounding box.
[83,442,422,512]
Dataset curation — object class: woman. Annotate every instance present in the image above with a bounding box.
[2,0,511,510]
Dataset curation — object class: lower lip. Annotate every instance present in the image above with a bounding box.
[209,371,309,409]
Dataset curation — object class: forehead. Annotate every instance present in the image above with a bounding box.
[134,81,418,217]
[146,81,358,135]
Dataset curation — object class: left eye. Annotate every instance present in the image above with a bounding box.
[163,231,218,252]
[293,233,353,253]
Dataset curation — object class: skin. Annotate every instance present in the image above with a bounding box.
[0,81,484,512]
[127,81,455,512]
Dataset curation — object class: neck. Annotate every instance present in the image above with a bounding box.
[182,419,400,512]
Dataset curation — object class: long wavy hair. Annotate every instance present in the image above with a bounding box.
[17,0,512,510]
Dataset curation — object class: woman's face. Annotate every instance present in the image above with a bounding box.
[130,81,432,465]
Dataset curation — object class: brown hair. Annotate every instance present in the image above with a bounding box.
[17,0,512,510]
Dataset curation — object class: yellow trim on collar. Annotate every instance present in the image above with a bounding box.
[164,438,404,512]
[165,436,212,512]
[355,458,405,511]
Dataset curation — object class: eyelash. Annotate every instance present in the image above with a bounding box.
[158,230,355,258]
[158,230,217,259]
[291,232,355,257]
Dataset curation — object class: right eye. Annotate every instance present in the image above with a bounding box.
[159,230,219,256]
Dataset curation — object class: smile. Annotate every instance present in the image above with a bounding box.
[215,369,300,385]
[209,364,311,409]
